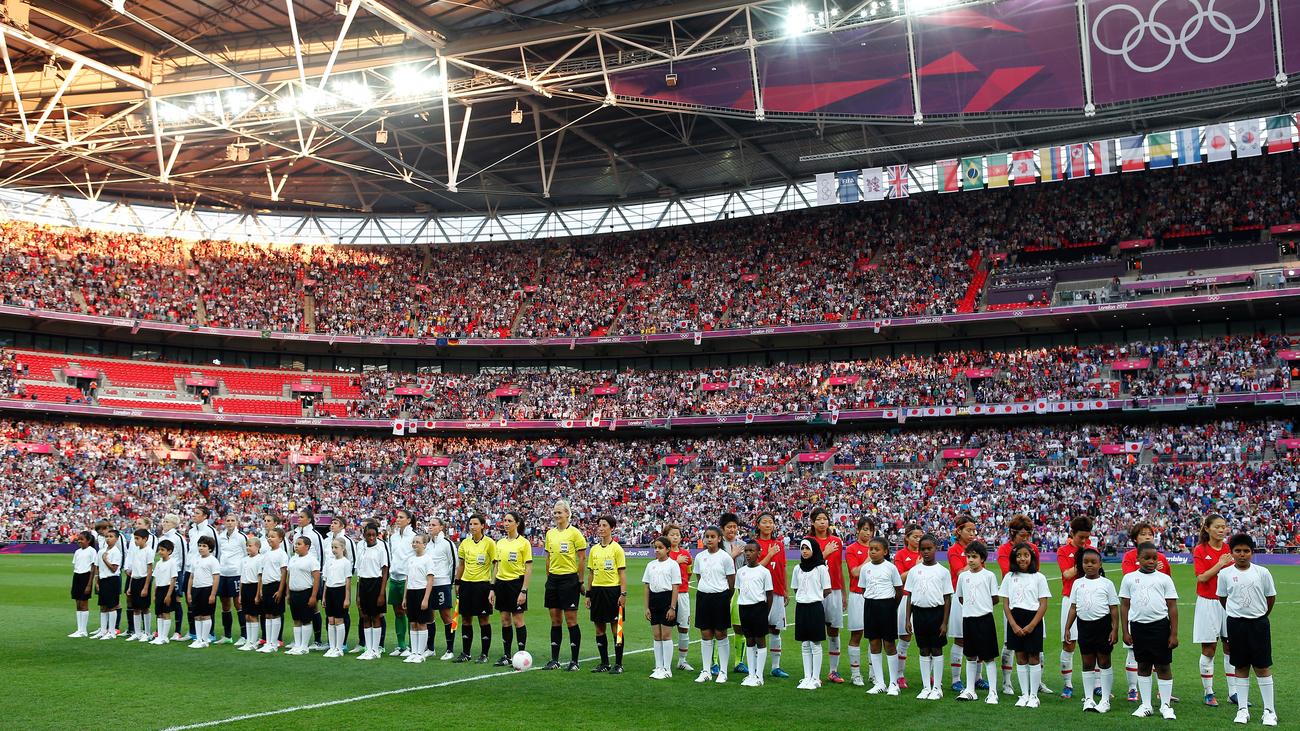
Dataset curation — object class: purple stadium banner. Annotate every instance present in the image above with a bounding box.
[756,21,912,116]
[1283,1,1300,74]
[1087,0,1275,104]
[610,50,755,111]
[916,0,1083,114]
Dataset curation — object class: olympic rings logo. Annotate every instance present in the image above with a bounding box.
[1090,0,1265,73]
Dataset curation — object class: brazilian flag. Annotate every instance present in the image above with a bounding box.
[961,157,984,191]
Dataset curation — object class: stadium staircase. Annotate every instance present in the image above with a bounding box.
[955,251,987,314]
[304,293,317,333]
[70,289,89,314]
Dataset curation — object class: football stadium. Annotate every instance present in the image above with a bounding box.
[2,0,1300,727]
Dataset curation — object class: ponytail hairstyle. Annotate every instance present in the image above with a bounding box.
[653,536,672,553]
[1197,513,1226,547]
[755,512,777,540]
[75,530,95,549]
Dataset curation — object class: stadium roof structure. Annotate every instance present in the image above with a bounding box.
[0,0,1298,219]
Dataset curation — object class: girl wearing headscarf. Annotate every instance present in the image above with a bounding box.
[791,538,832,689]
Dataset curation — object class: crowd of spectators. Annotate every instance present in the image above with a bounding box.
[3,416,1297,552]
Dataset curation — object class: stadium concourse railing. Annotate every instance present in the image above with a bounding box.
[3,283,1299,349]
[1,390,1296,432]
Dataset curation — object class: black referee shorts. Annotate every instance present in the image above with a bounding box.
[545,573,581,610]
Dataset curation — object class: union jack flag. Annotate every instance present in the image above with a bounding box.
[886,164,909,199]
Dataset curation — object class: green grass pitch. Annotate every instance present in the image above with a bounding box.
[3,556,1295,730]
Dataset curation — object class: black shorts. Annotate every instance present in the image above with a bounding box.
[260,581,286,616]
[289,589,315,623]
[357,577,384,617]
[739,602,769,639]
[545,573,581,610]
[405,587,433,625]
[431,584,453,611]
[962,613,998,661]
[1226,616,1272,669]
[588,585,621,624]
[127,577,151,611]
[1078,616,1115,656]
[154,586,176,614]
[1006,607,1044,654]
[241,583,261,614]
[648,590,674,627]
[494,578,528,613]
[795,601,827,642]
[1130,619,1173,666]
[458,581,493,618]
[911,605,946,649]
[694,590,732,632]
[325,585,347,619]
[189,586,215,617]
[217,576,240,599]
[97,576,121,609]
[72,572,93,601]
[864,597,898,641]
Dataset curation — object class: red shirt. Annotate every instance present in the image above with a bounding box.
[995,540,1040,575]
[947,541,971,588]
[1193,543,1230,599]
[894,548,919,594]
[1057,539,1093,597]
[845,541,871,595]
[668,548,692,593]
[811,534,845,591]
[756,537,787,597]
[1121,548,1172,576]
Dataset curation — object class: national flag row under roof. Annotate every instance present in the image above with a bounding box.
[815,114,1297,205]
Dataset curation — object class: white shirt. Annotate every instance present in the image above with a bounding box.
[1217,564,1276,619]
[189,554,220,589]
[998,571,1051,611]
[1119,569,1178,623]
[642,558,680,593]
[328,531,357,574]
[290,526,327,566]
[693,548,736,593]
[186,520,217,571]
[792,564,831,604]
[153,556,178,590]
[125,541,153,577]
[260,546,289,586]
[1070,576,1120,621]
[387,526,416,580]
[287,553,321,592]
[239,553,262,584]
[428,533,456,585]
[217,529,247,576]
[857,560,903,600]
[355,540,390,579]
[96,543,124,578]
[160,528,186,570]
[324,556,353,588]
[406,552,435,591]
[72,546,97,573]
[903,562,952,608]
[735,564,774,605]
[956,568,1000,617]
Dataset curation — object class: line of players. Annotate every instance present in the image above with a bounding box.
[66,504,1278,724]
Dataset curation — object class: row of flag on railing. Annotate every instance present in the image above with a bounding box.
[815,115,1296,204]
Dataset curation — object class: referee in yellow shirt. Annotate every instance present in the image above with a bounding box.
[586,515,628,674]
[544,500,587,671]
[492,511,533,666]
[454,515,496,663]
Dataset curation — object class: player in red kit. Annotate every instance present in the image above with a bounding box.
[1193,514,1234,706]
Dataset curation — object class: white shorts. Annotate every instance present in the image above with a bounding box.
[847,592,866,632]
[768,596,788,630]
[1061,598,1078,643]
[897,595,910,636]
[676,593,691,630]
[822,590,844,630]
[947,596,964,639]
[1192,596,1228,644]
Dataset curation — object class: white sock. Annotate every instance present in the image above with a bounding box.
[755,647,767,677]
[1224,657,1237,699]
[985,661,998,693]
[98,612,107,633]
[1237,677,1249,710]
[269,618,281,646]
[1138,674,1153,707]
[368,627,379,652]
[932,653,946,691]
[811,642,823,680]
[1029,663,1042,698]
[896,639,909,675]
[1017,664,1030,697]
[966,659,979,692]
[157,618,168,639]
[769,632,782,669]
[245,622,257,645]
[1100,666,1114,700]
[1060,650,1074,688]
[197,619,209,643]
[662,640,674,670]
[950,644,963,682]
[652,639,663,670]
[717,638,730,670]
[76,611,88,633]
[920,656,933,691]
[870,652,884,687]
[801,641,813,681]
[848,645,862,679]
[888,653,901,686]
[1002,647,1015,687]
[701,638,714,671]
[1200,654,1215,694]
[746,646,757,677]
[827,635,840,673]
[1158,677,1173,708]
[1082,669,1097,699]
[1125,648,1138,691]
[1259,676,1275,713]
[678,631,689,660]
